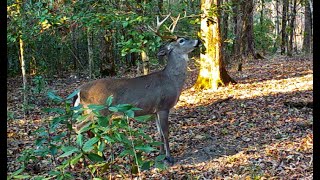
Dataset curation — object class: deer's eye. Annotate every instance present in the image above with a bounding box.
[179,38,185,44]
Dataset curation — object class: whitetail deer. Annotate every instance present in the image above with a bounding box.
[73,14,200,164]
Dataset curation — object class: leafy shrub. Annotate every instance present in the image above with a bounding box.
[10,90,165,179]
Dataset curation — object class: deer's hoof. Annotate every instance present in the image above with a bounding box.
[165,156,174,165]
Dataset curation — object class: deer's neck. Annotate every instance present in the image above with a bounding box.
[163,51,189,91]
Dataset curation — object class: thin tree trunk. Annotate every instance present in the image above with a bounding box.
[141,50,149,75]
[246,0,256,58]
[288,0,297,57]
[221,0,229,65]
[17,0,27,117]
[100,30,116,77]
[260,0,264,29]
[303,0,312,54]
[87,28,94,79]
[281,0,288,55]
[19,34,27,116]
[71,29,78,71]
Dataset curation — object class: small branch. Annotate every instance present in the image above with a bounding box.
[284,101,313,109]
[211,96,234,106]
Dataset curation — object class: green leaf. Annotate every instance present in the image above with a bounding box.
[150,141,163,146]
[116,104,134,112]
[66,89,79,100]
[12,174,31,179]
[103,135,115,143]
[155,154,166,161]
[141,161,151,170]
[10,166,25,177]
[70,153,83,165]
[98,116,109,127]
[78,122,92,134]
[35,138,46,146]
[87,153,105,162]
[87,104,106,111]
[52,132,67,141]
[76,134,84,147]
[98,141,106,152]
[155,161,166,170]
[42,107,65,114]
[134,115,153,122]
[76,114,89,123]
[105,95,113,106]
[47,91,63,102]
[49,145,58,156]
[119,149,134,157]
[108,106,118,112]
[135,145,156,153]
[122,21,129,28]
[83,137,100,152]
[126,110,134,118]
[59,146,80,158]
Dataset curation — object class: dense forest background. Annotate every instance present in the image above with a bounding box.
[8,0,313,78]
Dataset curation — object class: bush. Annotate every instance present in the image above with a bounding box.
[10,90,165,179]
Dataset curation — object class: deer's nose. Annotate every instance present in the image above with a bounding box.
[194,39,202,47]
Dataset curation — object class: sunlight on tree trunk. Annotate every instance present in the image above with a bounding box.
[194,0,235,90]
[17,0,27,118]
[141,50,149,75]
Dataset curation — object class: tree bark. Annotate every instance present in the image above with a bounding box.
[141,50,149,75]
[281,0,288,55]
[303,0,312,54]
[87,28,94,79]
[221,0,229,65]
[246,0,256,58]
[16,0,28,117]
[100,30,116,77]
[287,0,297,57]
[195,0,236,90]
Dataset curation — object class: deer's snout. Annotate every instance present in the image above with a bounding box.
[194,39,202,47]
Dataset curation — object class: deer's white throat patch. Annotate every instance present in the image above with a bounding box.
[74,92,80,107]
[182,54,189,61]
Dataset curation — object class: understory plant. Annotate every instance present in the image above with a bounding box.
[9,90,165,179]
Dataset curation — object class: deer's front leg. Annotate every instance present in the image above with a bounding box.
[157,110,174,165]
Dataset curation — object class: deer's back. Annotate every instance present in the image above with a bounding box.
[78,72,180,115]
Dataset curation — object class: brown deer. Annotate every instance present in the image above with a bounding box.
[73,14,200,164]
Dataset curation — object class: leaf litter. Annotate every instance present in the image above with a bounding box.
[7,56,313,179]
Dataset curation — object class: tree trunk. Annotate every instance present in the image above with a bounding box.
[281,0,288,55]
[195,0,236,90]
[275,0,279,36]
[17,0,27,117]
[100,30,116,77]
[232,0,241,63]
[246,0,256,58]
[303,0,312,54]
[87,28,94,79]
[141,50,149,75]
[19,33,27,116]
[287,0,297,57]
[260,0,264,29]
[71,28,78,71]
[221,0,229,65]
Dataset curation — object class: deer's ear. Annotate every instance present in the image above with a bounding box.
[157,49,167,56]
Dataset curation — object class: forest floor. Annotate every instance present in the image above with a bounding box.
[7,55,313,179]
